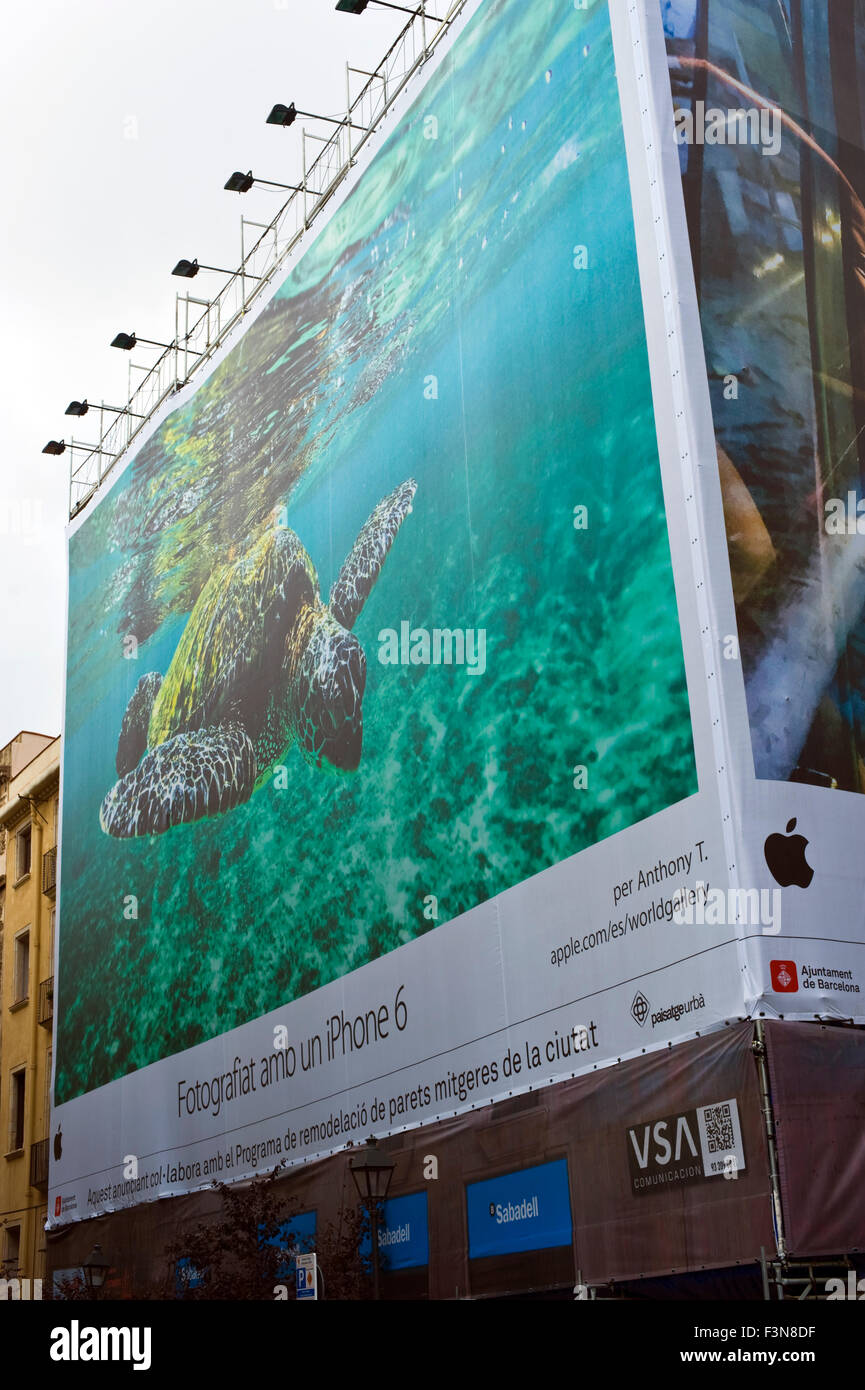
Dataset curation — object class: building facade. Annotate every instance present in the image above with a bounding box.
[0,731,59,1290]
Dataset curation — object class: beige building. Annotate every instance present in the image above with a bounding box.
[0,731,59,1287]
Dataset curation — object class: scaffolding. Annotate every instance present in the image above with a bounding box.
[68,0,467,520]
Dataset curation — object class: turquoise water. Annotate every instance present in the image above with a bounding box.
[58,0,696,1103]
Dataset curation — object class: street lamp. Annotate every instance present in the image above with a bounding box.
[82,1244,110,1297]
[349,1136,395,1301]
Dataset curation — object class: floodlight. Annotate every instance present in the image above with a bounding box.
[65,399,144,420]
[225,170,255,193]
[111,332,171,351]
[224,170,312,195]
[267,101,366,131]
[336,0,443,17]
[172,259,255,280]
[267,102,298,127]
[43,438,115,457]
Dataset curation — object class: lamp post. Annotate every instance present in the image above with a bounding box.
[349,1136,395,1301]
[82,1244,110,1299]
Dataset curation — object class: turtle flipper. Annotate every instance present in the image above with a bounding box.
[100,723,256,838]
[116,672,163,776]
[289,610,366,772]
[329,478,417,630]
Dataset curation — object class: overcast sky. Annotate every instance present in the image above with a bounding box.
[0,0,396,744]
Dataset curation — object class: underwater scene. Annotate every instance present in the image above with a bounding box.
[59,0,696,1102]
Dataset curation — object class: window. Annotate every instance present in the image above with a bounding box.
[15,824,31,881]
[10,1069,25,1152]
[13,931,29,1003]
[1,1225,20,1277]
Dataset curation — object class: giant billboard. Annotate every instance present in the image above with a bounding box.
[661,0,865,1023]
[51,0,775,1227]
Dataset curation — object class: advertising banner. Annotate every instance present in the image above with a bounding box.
[466,1159,572,1260]
[47,1021,776,1293]
[765,1020,865,1259]
[626,1097,746,1196]
[360,1192,429,1271]
[659,0,865,1022]
[50,0,787,1227]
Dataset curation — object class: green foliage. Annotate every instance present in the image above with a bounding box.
[162,1164,372,1301]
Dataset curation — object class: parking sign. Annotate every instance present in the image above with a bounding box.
[296,1252,317,1301]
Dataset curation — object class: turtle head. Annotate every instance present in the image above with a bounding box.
[289,610,366,772]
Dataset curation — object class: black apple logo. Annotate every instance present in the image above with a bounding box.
[53,1127,62,1162]
[764,818,813,888]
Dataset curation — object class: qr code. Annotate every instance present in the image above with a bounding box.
[703,1102,734,1154]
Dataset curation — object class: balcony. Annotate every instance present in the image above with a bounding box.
[38,976,53,1029]
[42,846,57,897]
[30,1137,49,1190]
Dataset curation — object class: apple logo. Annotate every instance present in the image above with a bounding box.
[764,818,813,888]
[53,1127,62,1162]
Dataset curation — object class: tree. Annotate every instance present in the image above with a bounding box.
[163,1162,373,1300]
[304,1204,371,1302]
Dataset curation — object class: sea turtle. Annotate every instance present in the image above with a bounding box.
[99,478,417,838]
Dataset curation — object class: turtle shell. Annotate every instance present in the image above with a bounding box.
[148,528,317,753]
